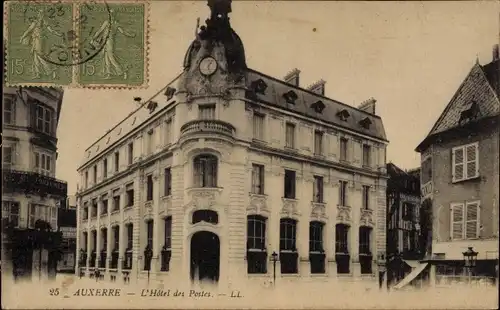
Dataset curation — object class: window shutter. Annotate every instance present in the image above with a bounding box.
[465,202,479,239]
[452,147,464,181]
[465,144,478,179]
[451,204,464,240]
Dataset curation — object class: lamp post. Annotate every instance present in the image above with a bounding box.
[79,249,84,279]
[462,247,478,285]
[271,251,278,286]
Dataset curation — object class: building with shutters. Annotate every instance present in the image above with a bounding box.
[2,86,68,280]
[75,0,389,287]
[57,195,77,273]
[411,45,500,288]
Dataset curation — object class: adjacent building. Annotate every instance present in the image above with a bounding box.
[2,86,68,280]
[413,45,500,287]
[75,0,389,287]
[386,163,425,288]
[57,195,77,273]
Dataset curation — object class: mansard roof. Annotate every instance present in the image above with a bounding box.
[416,59,499,152]
[245,69,388,142]
[78,74,181,170]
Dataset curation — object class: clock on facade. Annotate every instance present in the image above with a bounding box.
[199,57,218,76]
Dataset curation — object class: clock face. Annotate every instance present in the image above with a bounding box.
[199,57,218,76]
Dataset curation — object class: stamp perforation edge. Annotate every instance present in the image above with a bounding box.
[75,0,150,90]
[3,0,150,89]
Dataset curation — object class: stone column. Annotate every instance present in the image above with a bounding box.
[132,172,143,283]
[96,199,102,268]
[350,179,360,277]
[298,171,312,277]
[153,169,161,274]
[118,185,126,273]
[268,167,281,282]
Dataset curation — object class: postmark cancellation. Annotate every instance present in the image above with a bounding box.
[4,0,149,88]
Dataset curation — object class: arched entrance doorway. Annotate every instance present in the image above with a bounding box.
[190,231,220,282]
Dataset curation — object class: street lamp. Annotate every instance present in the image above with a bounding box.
[271,251,278,286]
[462,246,478,284]
[78,248,85,279]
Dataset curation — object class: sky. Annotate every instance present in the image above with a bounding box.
[56,1,500,195]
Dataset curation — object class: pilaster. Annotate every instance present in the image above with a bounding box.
[153,166,161,273]
[118,185,126,273]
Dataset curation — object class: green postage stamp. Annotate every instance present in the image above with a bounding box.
[4,0,149,88]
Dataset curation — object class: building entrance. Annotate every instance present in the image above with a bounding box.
[190,231,220,282]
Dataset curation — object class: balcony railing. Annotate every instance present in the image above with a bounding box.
[180,120,235,139]
[2,169,67,198]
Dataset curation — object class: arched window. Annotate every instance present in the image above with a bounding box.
[193,154,218,188]
[110,226,119,269]
[99,228,107,268]
[280,218,298,274]
[192,210,219,225]
[309,221,325,274]
[161,216,172,271]
[359,226,373,274]
[247,215,267,274]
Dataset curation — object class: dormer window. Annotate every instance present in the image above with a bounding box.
[251,79,268,95]
[458,101,480,125]
[336,109,350,121]
[283,90,298,104]
[164,87,176,101]
[310,100,325,114]
[359,117,372,129]
[147,101,158,114]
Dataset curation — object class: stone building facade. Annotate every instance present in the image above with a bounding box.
[75,2,389,287]
[2,86,67,280]
[414,46,499,287]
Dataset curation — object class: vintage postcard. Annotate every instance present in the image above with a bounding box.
[1,0,499,309]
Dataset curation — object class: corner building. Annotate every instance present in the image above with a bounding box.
[75,3,389,287]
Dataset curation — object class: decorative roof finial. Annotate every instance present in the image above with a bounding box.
[207,0,232,21]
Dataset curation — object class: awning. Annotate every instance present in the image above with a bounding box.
[393,262,429,290]
[403,259,420,269]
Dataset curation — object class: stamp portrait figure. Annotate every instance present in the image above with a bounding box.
[90,9,136,80]
[20,9,63,79]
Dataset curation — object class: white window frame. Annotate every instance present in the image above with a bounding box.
[362,144,371,167]
[314,130,323,155]
[198,104,216,120]
[34,150,53,176]
[2,201,20,228]
[36,104,52,134]
[28,204,56,230]
[340,137,348,161]
[3,95,15,125]
[285,122,296,148]
[164,118,173,146]
[452,142,479,183]
[252,112,265,141]
[450,200,481,240]
[3,144,15,165]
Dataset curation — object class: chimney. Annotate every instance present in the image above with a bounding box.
[283,68,301,86]
[493,44,499,61]
[307,79,326,96]
[357,97,377,115]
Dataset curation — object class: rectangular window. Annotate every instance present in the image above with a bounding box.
[285,122,295,148]
[335,224,349,254]
[164,168,172,196]
[83,232,88,251]
[251,164,265,194]
[199,104,215,119]
[340,138,348,161]
[247,215,267,274]
[93,165,97,184]
[362,185,370,210]
[146,174,153,201]
[126,224,133,249]
[362,144,371,167]
[146,220,153,247]
[128,142,134,165]
[113,226,119,250]
[34,151,52,175]
[165,119,172,145]
[36,105,52,134]
[339,180,348,206]
[85,171,89,188]
[313,175,323,203]
[253,113,265,140]
[452,143,479,182]
[147,129,154,155]
[114,152,120,172]
[284,169,296,199]
[314,131,323,155]
[309,221,325,274]
[101,197,108,215]
[103,159,108,179]
[113,191,120,211]
[83,202,89,220]
[359,227,372,255]
[27,204,56,230]
[3,96,15,125]
[3,146,14,164]
[92,199,98,217]
[451,201,480,240]
[161,217,172,272]
[126,183,134,207]
[3,201,20,227]
[101,228,108,251]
